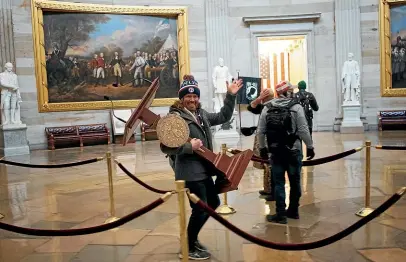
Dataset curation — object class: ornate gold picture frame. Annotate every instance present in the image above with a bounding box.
[380,0,406,97]
[31,0,189,112]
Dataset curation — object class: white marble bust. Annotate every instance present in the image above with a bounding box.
[212,58,232,108]
[0,62,22,126]
[341,53,361,103]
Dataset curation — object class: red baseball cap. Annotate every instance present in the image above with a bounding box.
[275,81,292,95]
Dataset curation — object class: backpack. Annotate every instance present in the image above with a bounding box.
[296,92,313,122]
[265,100,299,154]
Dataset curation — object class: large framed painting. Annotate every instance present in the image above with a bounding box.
[31,0,190,112]
[380,0,406,97]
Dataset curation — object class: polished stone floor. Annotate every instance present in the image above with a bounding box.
[0,132,405,262]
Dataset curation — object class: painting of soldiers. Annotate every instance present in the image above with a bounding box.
[390,5,406,88]
[42,12,180,103]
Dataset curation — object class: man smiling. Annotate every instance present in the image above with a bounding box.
[160,74,243,260]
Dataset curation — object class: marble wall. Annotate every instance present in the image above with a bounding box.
[5,0,406,149]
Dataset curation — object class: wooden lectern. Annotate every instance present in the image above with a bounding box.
[123,79,254,193]
[123,78,160,145]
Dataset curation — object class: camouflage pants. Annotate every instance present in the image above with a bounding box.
[253,134,272,193]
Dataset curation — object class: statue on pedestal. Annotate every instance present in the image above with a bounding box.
[0,62,22,125]
[212,58,232,109]
[341,53,361,103]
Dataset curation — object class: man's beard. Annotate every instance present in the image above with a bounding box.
[184,101,200,112]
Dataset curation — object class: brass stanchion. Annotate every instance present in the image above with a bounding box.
[216,144,236,215]
[356,141,375,217]
[176,180,189,262]
[104,152,120,224]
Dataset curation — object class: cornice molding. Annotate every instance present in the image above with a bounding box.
[243,13,321,25]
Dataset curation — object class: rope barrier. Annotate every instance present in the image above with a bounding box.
[187,187,406,251]
[115,160,174,194]
[227,147,363,167]
[0,193,172,236]
[303,147,363,166]
[0,157,104,169]
[375,145,406,150]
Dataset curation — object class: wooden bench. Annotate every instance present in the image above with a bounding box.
[378,110,406,131]
[46,124,110,150]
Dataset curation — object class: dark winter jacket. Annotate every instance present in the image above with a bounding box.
[160,93,236,181]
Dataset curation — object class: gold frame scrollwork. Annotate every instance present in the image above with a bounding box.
[31,0,190,112]
[380,0,406,97]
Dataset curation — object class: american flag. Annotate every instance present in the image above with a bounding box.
[259,54,270,79]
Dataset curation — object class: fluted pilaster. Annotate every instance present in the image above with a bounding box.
[334,0,362,117]
[205,0,231,110]
[0,0,15,65]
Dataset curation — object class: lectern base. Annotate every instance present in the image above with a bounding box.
[355,207,374,217]
[216,204,236,215]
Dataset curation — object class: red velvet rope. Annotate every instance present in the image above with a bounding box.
[0,158,102,168]
[194,191,403,250]
[116,162,172,194]
[228,148,359,167]
[0,198,164,236]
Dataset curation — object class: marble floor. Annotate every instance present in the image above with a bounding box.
[0,132,406,262]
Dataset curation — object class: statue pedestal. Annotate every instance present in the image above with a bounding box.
[214,111,240,148]
[0,124,30,156]
[340,102,364,134]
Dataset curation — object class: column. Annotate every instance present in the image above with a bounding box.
[334,0,364,129]
[205,0,231,111]
[0,0,15,65]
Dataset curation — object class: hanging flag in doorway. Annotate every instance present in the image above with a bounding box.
[237,76,262,104]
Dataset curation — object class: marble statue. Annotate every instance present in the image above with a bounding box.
[0,62,22,125]
[212,97,220,113]
[212,58,232,108]
[341,53,360,103]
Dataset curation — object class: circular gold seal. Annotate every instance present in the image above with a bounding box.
[156,114,189,148]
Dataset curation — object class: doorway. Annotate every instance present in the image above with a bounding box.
[257,35,308,92]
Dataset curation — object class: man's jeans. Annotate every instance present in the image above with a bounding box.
[185,178,220,249]
[271,153,303,216]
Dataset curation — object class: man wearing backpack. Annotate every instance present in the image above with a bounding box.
[294,80,319,136]
[257,81,315,224]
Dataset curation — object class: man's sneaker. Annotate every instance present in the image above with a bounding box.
[178,249,211,260]
[266,214,287,224]
[194,240,208,252]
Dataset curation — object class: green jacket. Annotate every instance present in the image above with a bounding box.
[160,93,236,181]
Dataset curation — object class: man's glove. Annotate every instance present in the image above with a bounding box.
[259,148,268,159]
[306,148,315,160]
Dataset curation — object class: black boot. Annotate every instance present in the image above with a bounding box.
[286,207,299,219]
[266,214,287,224]
[259,190,272,196]
[265,192,275,202]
